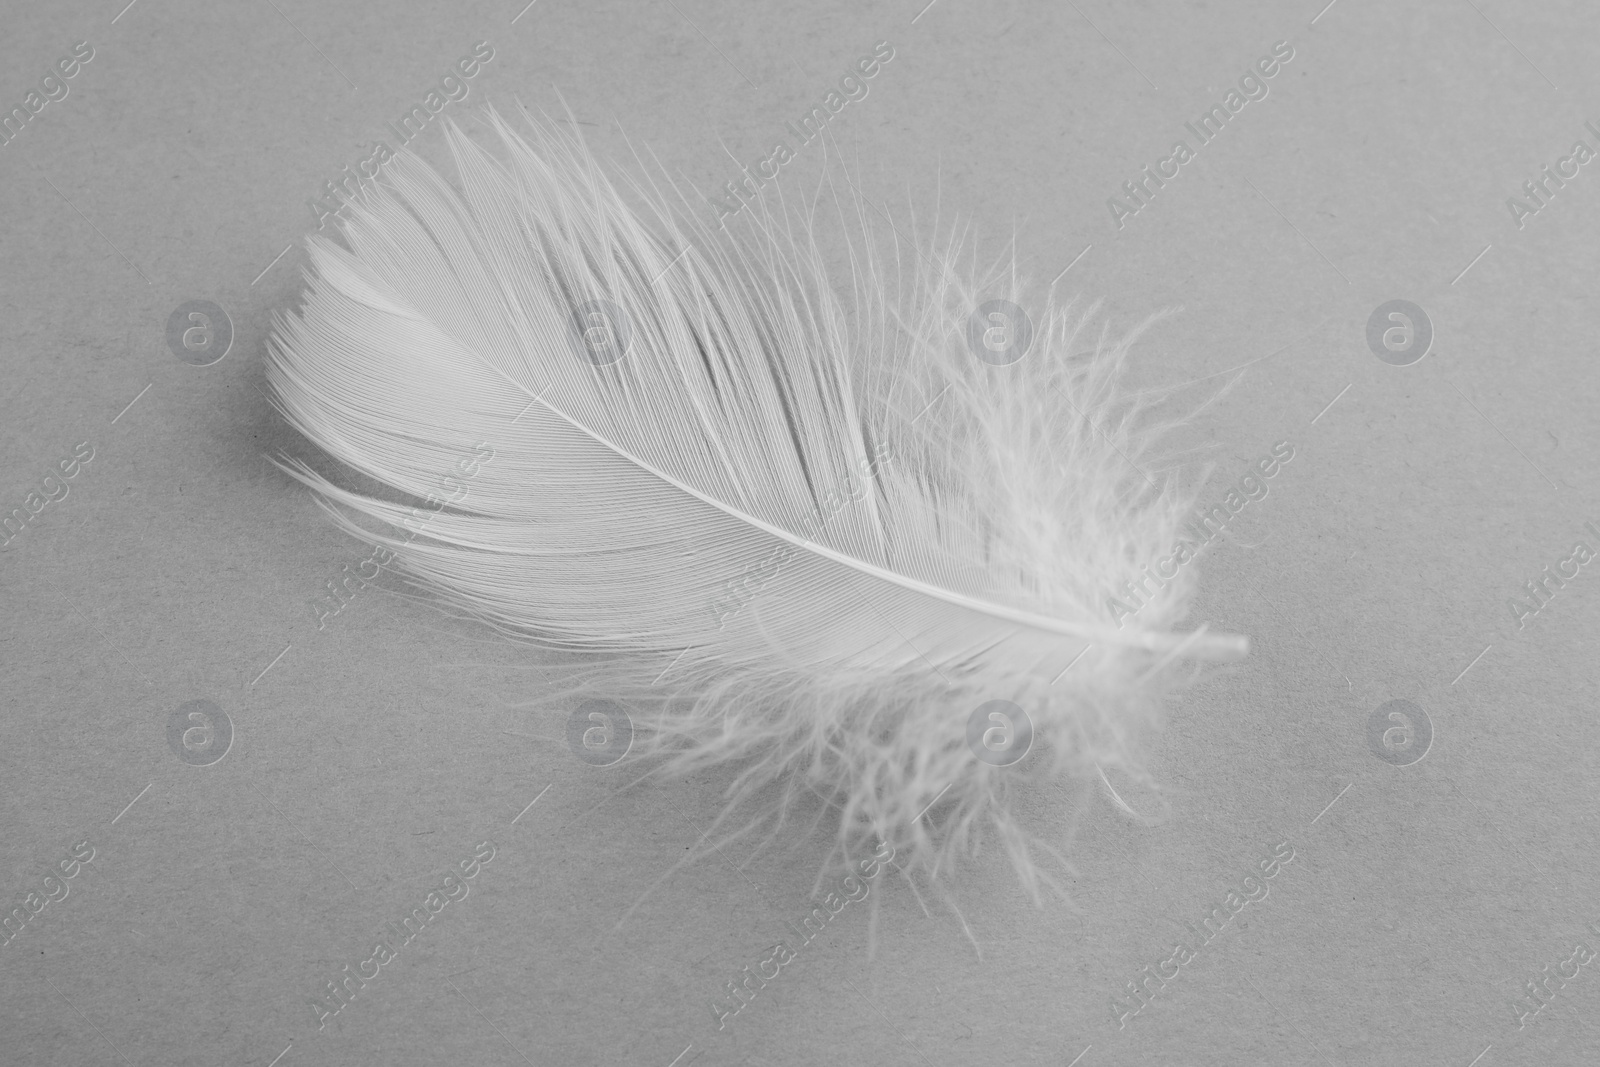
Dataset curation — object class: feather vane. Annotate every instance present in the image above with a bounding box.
[266,108,1247,897]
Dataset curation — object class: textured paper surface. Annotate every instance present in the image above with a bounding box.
[2,2,1597,1065]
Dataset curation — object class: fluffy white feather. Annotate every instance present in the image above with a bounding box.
[265,107,1246,901]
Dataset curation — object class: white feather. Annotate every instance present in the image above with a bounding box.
[265,107,1247,901]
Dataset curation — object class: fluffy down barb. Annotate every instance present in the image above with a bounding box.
[264,105,1247,901]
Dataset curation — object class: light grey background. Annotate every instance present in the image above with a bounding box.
[2,1,1597,1065]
